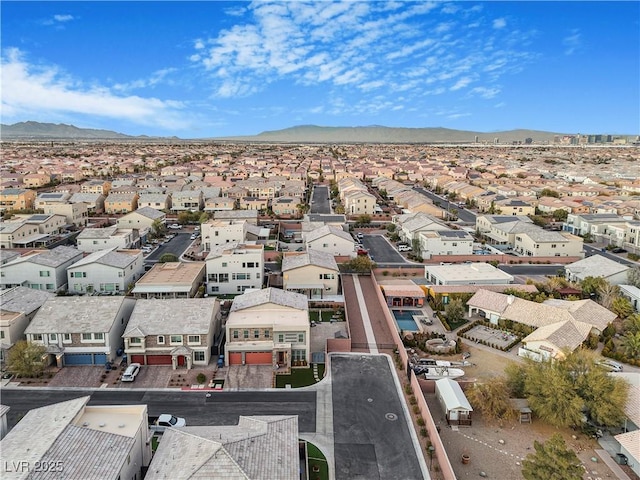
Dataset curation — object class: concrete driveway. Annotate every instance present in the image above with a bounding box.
[226,365,274,390]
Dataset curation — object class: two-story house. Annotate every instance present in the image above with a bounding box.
[116,207,166,232]
[25,296,136,366]
[0,246,83,292]
[171,190,203,212]
[67,248,144,294]
[0,188,36,214]
[0,287,54,364]
[225,288,310,370]
[205,242,264,295]
[138,192,172,211]
[76,226,139,252]
[282,249,340,299]
[305,225,355,257]
[123,297,221,369]
[104,192,139,214]
[201,220,247,250]
[42,202,89,227]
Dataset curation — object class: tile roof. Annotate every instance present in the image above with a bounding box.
[230,287,308,312]
[69,248,139,269]
[282,249,338,272]
[305,224,353,243]
[0,286,54,316]
[123,298,219,336]
[521,319,592,353]
[565,254,630,279]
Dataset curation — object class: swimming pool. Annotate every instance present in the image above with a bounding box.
[391,309,421,332]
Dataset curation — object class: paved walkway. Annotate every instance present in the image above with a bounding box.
[351,275,378,353]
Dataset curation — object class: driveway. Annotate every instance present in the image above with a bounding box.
[361,234,407,264]
[226,365,274,390]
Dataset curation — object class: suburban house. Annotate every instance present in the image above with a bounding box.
[239,196,268,211]
[201,219,248,250]
[171,190,203,212]
[271,196,299,216]
[0,396,151,480]
[282,249,340,299]
[467,289,617,361]
[116,207,166,232]
[225,288,310,369]
[563,213,627,237]
[131,262,205,299]
[564,254,631,285]
[305,225,355,257]
[76,226,139,252]
[435,378,473,426]
[0,188,36,213]
[146,416,299,480]
[619,284,640,312]
[123,297,221,369]
[343,190,377,216]
[0,246,83,292]
[612,372,640,478]
[104,192,139,214]
[25,295,136,366]
[424,263,514,286]
[214,209,259,225]
[67,248,144,295]
[494,198,536,216]
[42,202,89,228]
[204,196,235,212]
[205,242,264,295]
[0,287,54,364]
[138,192,172,211]
[69,192,106,214]
[417,230,474,259]
[81,179,112,196]
[35,192,71,209]
[393,212,449,244]
[0,220,46,249]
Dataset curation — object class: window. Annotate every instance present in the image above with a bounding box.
[254,330,260,339]
[49,334,57,342]
[232,273,250,280]
[298,333,304,343]
[320,273,334,280]
[551,244,557,248]
[0,331,5,339]
[265,330,270,339]
[222,262,227,267]
[243,330,249,339]
[233,330,239,339]
[63,333,72,343]
[72,272,86,278]
[39,270,50,277]
[170,335,183,344]
[32,334,43,341]
[157,335,165,344]
[277,333,284,343]
[219,273,229,283]
[94,333,104,340]
[194,351,205,362]
[210,286,219,293]
[46,284,54,290]
[292,349,306,361]
[129,337,141,345]
[82,333,92,341]
[208,273,218,282]
[187,335,200,344]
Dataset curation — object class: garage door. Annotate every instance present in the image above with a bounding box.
[245,352,272,365]
[93,353,107,364]
[64,353,94,366]
[147,355,172,365]
[130,355,145,365]
[229,352,242,365]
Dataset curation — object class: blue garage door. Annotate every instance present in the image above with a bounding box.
[64,353,107,365]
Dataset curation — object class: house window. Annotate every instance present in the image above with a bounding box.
[298,333,304,343]
[265,330,270,339]
[82,333,92,341]
[72,272,86,278]
[187,335,201,344]
[94,333,104,340]
[0,331,4,339]
[129,337,141,345]
[39,271,50,277]
[277,333,285,343]
[243,330,249,339]
[222,262,227,267]
[32,334,43,341]
[49,334,57,342]
[208,273,218,282]
[210,286,219,293]
[170,335,183,344]
[219,273,229,283]
[233,330,239,339]
[46,284,54,290]
[157,335,165,344]
[193,351,205,362]
[254,330,260,339]
[292,349,306,361]
[62,333,72,343]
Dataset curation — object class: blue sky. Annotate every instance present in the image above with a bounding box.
[2,1,638,138]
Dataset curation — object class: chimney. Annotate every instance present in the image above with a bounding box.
[507,294,515,305]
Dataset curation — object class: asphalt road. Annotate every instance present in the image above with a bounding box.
[145,232,194,264]
[311,185,331,214]
[498,264,565,278]
[0,389,317,432]
[331,354,426,480]
[413,186,477,224]
[584,244,637,267]
[361,234,408,265]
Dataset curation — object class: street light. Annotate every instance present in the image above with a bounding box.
[428,445,435,471]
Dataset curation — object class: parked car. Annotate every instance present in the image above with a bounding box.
[149,414,186,433]
[190,234,198,240]
[611,248,627,254]
[121,363,141,382]
[398,245,412,252]
[168,224,182,230]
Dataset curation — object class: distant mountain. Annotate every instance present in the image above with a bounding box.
[216,125,566,144]
[0,121,132,140]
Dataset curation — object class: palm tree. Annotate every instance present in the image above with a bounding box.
[621,331,640,360]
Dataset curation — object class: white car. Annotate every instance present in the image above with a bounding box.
[168,224,182,230]
[398,245,412,252]
[121,363,141,382]
[190,234,197,240]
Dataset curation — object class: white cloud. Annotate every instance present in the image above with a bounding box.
[1,48,189,130]
[450,76,473,91]
[53,14,74,23]
[563,29,581,55]
[493,18,507,29]
[469,86,500,99]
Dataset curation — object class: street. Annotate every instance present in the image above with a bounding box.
[310,185,331,214]
[0,389,317,432]
[145,231,194,265]
[360,234,408,265]
[412,186,477,224]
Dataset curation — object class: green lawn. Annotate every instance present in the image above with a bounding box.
[307,442,329,480]
[309,310,344,322]
[276,364,325,388]
[151,435,160,453]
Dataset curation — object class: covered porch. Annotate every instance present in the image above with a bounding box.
[380,283,425,308]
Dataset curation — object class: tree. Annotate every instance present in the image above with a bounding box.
[627,267,640,288]
[611,296,634,319]
[466,378,516,426]
[158,253,178,263]
[199,212,210,224]
[552,209,568,221]
[539,188,560,198]
[386,223,396,233]
[623,313,640,335]
[357,214,371,226]
[150,218,166,239]
[343,255,376,273]
[521,433,583,480]
[597,282,619,310]
[7,341,47,378]
[444,298,465,324]
[504,362,527,398]
[621,331,640,360]
[580,276,607,300]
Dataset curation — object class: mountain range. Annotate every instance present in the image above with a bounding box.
[1,121,570,143]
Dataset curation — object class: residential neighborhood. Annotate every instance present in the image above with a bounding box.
[1,140,640,480]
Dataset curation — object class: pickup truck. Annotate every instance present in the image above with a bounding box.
[149,414,186,433]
